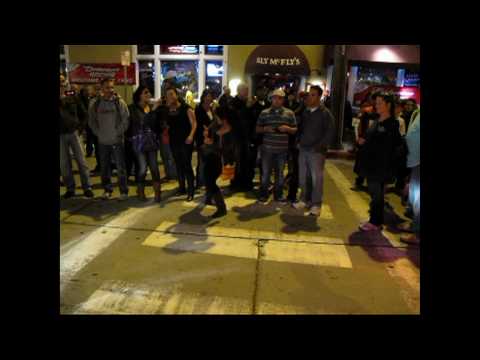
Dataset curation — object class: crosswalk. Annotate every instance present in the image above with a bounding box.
[60,160,419,314]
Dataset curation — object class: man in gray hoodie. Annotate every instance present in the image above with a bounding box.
[293,85,335,216]
[88,78,130,200]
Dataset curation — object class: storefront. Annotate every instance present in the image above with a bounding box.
[324,45,421,109]
[61,45,328,103]
[61,45,228,103]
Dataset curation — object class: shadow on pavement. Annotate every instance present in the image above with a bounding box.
[162,205,214,255]
[231,201,279,222]
[60,186,179,222]
[279,213,320,234]
[348,231,419,269]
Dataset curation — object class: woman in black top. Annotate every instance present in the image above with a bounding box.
[201,106,236,218]
[357,92,402,232]
[127,85,161,202]
[165,87,197,201]
[194,89,215,189]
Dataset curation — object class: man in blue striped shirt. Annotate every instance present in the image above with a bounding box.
[256,89,297,203]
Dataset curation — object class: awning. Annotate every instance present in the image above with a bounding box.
[245,45,310,76]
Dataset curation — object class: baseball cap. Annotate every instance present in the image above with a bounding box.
[272,88,286,98]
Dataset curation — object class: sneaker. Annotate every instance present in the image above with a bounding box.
[359,222,381,232]
[275,197,288,204]
[102,191,113,200]
[84,189,94,198]
[62,191,75,199]
[306,206,321,217]
[118,193,128,201]
[258,196,269,204]
[292,201,307,210]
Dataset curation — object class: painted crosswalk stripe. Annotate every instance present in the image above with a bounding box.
[324,162,370,221]
[72,280,252,314]
[142,221,352,268]
[60,206,153,294]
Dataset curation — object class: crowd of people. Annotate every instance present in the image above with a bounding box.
[60,74,420,243]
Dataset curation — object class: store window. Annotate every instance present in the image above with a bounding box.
[138,60,156,96]
[205,45,223,55]
[134,45,227,101]
[60,45,65,55]
[161,60,199,99]
[137,45,155,55]
[160,45,199,55]
[205,60,223,98]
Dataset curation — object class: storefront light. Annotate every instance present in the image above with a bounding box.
[229,79,241,96]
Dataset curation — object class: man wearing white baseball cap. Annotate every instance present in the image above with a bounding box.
[256,88,297,203]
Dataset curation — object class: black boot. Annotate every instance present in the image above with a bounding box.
[211,191,227,218]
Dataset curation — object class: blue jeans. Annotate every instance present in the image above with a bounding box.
[298,149,326,206]
[260,147,288,199]
[135,150,161,184]
[159,142,177,179]
[409,165,420,234]
[60,132,92,192]
[99,143,128,194]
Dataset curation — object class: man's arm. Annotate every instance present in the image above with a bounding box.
[117,99,130,134]
[186,108,197,144]
[319,109,335,150]
[88,100,99,136]
[278,113,297,134]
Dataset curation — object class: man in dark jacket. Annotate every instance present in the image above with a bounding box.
[59,75,94,199]
[293,85,335,216]
[229,83,256,192]
[218,86,233,108]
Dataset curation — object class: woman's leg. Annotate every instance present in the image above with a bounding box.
[170,144,186,193]
[367,178,384,226]
[183,144,195,197]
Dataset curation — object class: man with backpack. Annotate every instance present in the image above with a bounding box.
[88,78,130,200]
[60,74,94,199]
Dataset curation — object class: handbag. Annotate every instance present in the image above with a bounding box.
[132,120,160,153]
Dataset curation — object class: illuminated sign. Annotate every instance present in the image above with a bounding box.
[256,57,301,66]
[167,45,198,54]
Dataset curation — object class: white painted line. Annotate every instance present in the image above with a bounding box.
[73,280,252,314]
[142,221,351,268]
[262,241,353,269]
[142,232,258,260]
[153,220,343,245]
[60,206,152,294]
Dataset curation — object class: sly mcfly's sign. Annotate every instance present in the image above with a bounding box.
[246,46,310,76]
[256,57,302,66]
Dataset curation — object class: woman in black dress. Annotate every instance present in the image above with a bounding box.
[201,107,236,218]
[356,92,402,232]
[164,87,197,201]
[194,89,215,189]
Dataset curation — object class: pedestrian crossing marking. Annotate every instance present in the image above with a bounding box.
[262,241,353,268]
[60,205,152,294]
[72,280,252,314]
[153,221,344,245]
[142,231,258,260]
[142,221,352,268]
[324,162,370,220]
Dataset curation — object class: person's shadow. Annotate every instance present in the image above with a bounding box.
[231,200,280,222]
[161,204,215,255]
[348,230,419,269]
[279,212,320,234]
